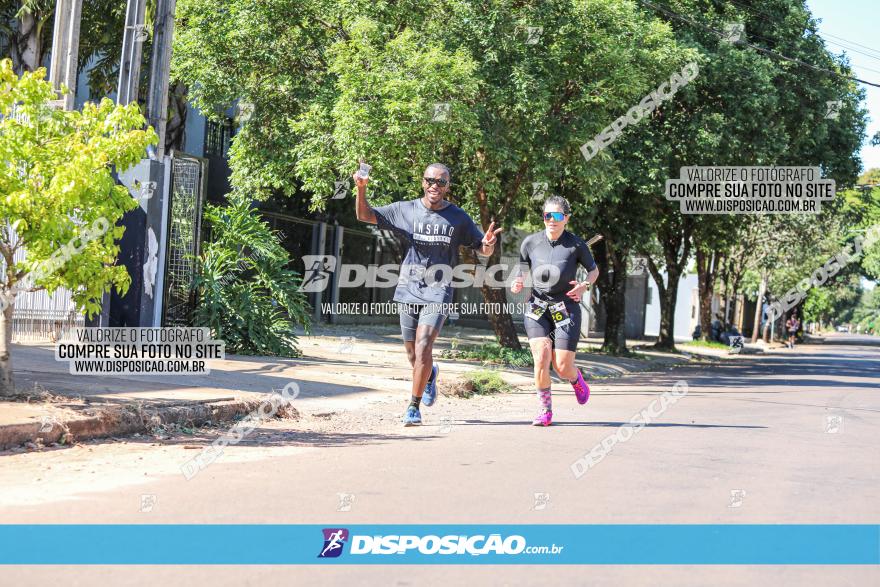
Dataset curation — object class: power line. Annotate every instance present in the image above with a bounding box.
[635,0,880,88]
[706,0,880,72]
[721,0,880,58]
[826,39,880,73]
[823,39,880,63]
[809,32,880,59]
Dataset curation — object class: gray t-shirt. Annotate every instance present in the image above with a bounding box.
[373,198,485,304]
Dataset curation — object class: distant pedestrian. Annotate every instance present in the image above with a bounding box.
[786,312,801,349]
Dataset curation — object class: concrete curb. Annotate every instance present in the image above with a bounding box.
[0,398,299,451]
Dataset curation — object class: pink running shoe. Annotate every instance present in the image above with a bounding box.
[572,369,590,405]
[532,409,553,426]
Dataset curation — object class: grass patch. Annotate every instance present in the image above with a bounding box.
[681,340,729,350]
[442,369,514,398]
[440,342,532,368]
[576,344,643,358]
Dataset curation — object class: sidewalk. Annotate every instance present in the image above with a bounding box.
[1,325,693,450]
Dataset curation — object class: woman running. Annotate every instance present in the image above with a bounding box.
[511,196,600,426]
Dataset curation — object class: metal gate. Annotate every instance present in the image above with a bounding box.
[161,153,207,326]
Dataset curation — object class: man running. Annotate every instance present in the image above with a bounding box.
[511,195,599,426]
[354,163,501,426]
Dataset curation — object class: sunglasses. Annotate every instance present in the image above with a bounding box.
[543,212,566,222]
[423,177,449,187]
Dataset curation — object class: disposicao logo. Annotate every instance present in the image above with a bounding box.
[318,528,349,558]
[349,534,527,555]
[315,531,563,558]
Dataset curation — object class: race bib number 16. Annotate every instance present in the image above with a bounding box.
[549,302,571,327]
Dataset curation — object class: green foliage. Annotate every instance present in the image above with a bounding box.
[441,341,532,368]
[173,0,686,215]
[851,287,879,334]
[613,0,870,347]
[192,195,311,357]
[0,59,156,317]
[460,368,513,396]
[802,275,862,325]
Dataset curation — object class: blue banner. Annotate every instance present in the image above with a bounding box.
[0,525,877,564]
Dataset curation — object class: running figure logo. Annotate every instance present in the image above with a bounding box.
[722,22,745,44]
[318,528,349,558]
[300,255,337,292]
[729,335,744,354]
[630,257,647,276]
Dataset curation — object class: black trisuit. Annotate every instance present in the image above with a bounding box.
[516,230,597,351]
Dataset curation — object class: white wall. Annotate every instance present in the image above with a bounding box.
[644,271,699,342]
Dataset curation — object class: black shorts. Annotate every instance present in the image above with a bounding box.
[523,298,582,351]
[399,303,447,342]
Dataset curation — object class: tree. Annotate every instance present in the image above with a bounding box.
[852,287,880,334]
[0,0,54,74]
[0,60,156,394]
[802,275,861,327]
[625,0,867,347]
[173,0,686,350]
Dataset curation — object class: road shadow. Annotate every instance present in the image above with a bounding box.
[11,343,381,400]
[135,427,440,449]
[457,419,766,429]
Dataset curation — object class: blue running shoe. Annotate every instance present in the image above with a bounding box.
[403,405,422,426]
[422,365,440,407]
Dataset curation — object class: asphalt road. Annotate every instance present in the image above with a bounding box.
[1,334,878,585]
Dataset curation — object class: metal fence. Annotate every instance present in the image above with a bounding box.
[8,289,83,343]
[1,224,84,342]
[162,154,206,326]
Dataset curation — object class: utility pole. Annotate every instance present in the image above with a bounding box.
[146,0,177,159]
[95,0,177,328]
[138,0,177,325]
[47,0,83,110]
[116,0,148,106]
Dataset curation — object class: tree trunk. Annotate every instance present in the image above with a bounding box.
[728,266,744,329]
[645,221,692,351]
[13,5,49,74]
[751,271,768,342]
[722,260,732,325]
[0,299,14,395]
[594,239,628,354]
[481,278,520,348]
[459,245,521,350]
[165,80,189,153]
[695,249,722,342]
[656,266,681,350]
[469,182,521,350]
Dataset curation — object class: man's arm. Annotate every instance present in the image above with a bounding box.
[479,220,503,257]
[353,173,377,224]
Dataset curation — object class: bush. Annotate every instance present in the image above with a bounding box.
[441,342,532,368]
[442,369,513,398]
[193,195,311,356]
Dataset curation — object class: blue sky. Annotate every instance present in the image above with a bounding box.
[807,0,880,174]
